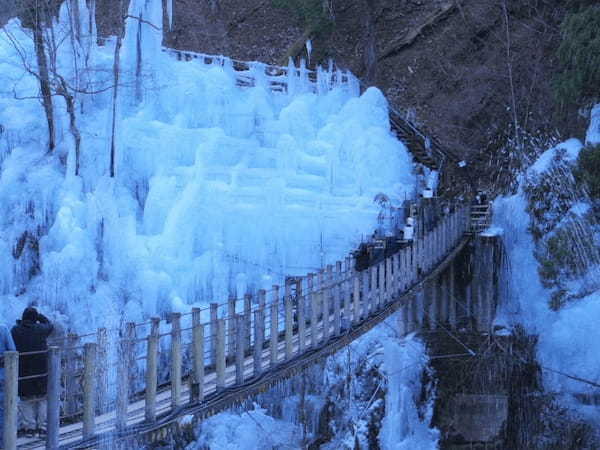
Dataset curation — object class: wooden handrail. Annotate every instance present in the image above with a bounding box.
[6,201,478,449]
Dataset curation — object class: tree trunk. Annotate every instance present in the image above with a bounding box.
[32,20,55,153]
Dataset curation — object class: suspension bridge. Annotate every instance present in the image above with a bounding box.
[2,51,495,449]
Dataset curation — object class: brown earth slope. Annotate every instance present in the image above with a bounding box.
[162,0,588,183]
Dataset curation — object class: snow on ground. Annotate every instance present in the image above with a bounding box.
[0,1,415,334]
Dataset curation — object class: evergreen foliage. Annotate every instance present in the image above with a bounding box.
[554,5,600,107]
[574,144,600,199]
[524,149,600,308]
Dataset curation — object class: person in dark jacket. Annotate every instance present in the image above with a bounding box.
[11,307,54,434]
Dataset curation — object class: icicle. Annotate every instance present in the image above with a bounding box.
[168,0,174,31]
[287,57,297,96]
[305,39,312,65]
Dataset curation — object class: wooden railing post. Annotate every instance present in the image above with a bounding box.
[244,293,252,350]
[210,303,218,367]
[170,312,182,408]
[65,333,80,417]
[82,343,97,439]
[333,261,342,337]
[3,351,18,450]
[227,296,236,359]
[116,323,134,430]
[270,285,279,366]
[448,263,457,329]
[322,266,332,342]
[296,279,306,353]
[343,260,352,328]
[369,265,377,315]
[254,307,265,376]
[353,274,361,324]
[191,308,204,403]
[236,314,245,385]
[96,327,108,414]
[311,276,320,347]
[216,318,226,390]
[145,317,160,421]
[378,260,385,309]
[284,280,294,360]
[46,346,61,449]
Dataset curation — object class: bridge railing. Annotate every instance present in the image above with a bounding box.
[3,201,473,449]
[162,48,356,95]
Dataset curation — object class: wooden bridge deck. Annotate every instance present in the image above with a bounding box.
[3,200,485,449]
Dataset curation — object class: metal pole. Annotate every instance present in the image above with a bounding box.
[145,317,160,421]
[46,346,61,449]
[170,312,182,408]
[3,351,18,450]
[82,343,97,439]
[191,308,204,403]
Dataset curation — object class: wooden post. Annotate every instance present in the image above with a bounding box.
[343,262,352,329]
[333,261,342,337]
[254,307,265,376]
[270,285,279,366]
[322,267,331,342]
[244,293,252,350]
[378,260,385,309]
[3,351,18,450]
[235,315,245,385]
[170,313,182,408]
[227,296,236,359]
[210,303,218,367]
[145,317,160,421]
[96,327,108,414]
[369,265,377,315]
[191,308,204,403]
[427,280,438,329]
[353,274,361,323]
[65,333,80,417]
[46,346,61,449]
[284,281,294,360]
[296,279,306,353]
[398,303,408,336]
[116,324,134,430]
[82,343,97,439]
[448,263,457,329]
[311,278,320,347]
[216,318,226,390]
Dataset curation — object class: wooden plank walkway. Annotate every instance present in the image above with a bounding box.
[4,200,483,449]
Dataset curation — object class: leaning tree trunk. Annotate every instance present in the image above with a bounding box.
[32,21,55,153]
